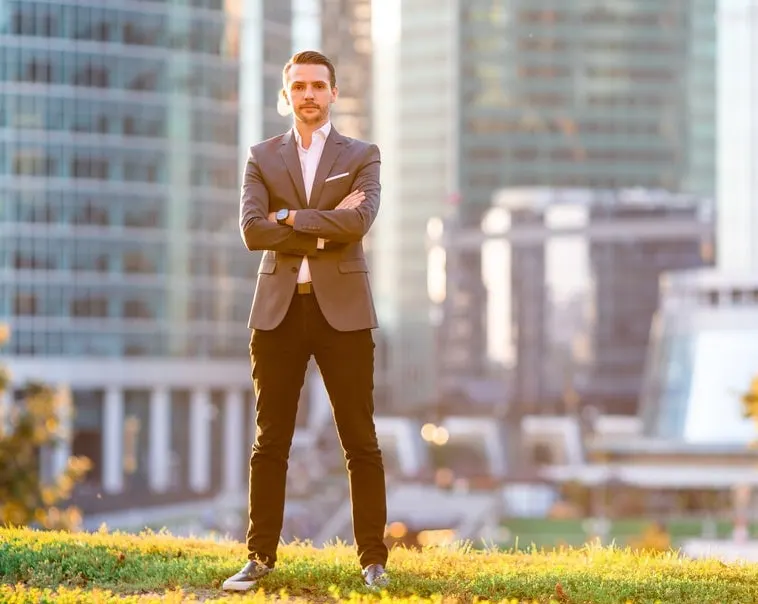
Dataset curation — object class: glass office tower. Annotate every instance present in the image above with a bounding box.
[460,1,717,221]
[375,0,717,411]
[0,0,249,358]
[0,0,265,516]
[442,0,717,397]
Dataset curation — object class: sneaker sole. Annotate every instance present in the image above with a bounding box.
[222,579,260,592]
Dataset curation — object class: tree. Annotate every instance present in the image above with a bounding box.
[0,326,91,530]
[741,376,758,426]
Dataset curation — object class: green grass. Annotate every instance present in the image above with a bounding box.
[499,518,758,549]
[1,526,758,603]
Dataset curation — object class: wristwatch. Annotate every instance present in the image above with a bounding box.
[275,208,290,225]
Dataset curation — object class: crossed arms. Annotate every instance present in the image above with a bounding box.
[239,143,381,255]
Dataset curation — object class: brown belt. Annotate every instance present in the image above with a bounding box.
[296,282,312,294]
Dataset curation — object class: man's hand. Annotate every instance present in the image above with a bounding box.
[267,211,277,223]
[335,190,365,210]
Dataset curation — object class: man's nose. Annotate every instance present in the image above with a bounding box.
[304,86,315,99]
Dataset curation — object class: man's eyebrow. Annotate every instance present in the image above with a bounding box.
[290,79,329,86]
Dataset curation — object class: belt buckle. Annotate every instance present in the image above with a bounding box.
[297,282,312,294]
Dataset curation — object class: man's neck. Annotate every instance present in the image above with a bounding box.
[294,119,328,150]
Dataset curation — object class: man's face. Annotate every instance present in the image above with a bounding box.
[283,63,337,126]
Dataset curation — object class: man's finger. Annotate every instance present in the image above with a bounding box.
[336,198,361,209]
[336,191,365,209]
[340,197,360,209]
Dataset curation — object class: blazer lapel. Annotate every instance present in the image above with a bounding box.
[279,131,307,208]
[310,129,345,209]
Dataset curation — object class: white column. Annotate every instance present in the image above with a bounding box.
[0,387,11,437]
[102,387,124,494]
[223,390,244,493]
[51,385,73,479]
[149,387,171,493]
[189,389,211,493]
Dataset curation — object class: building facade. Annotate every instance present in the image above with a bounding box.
[436,188,713,418]
[630,3,758,475]
[716,0,758,272]
[373,1,717,412]
[459,0,716,219]
[640,270,758,445]
[320,0,372,141]
[371,0,459,411]
[0,0,295,518]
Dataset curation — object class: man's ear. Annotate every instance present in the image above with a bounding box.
[277,88,292,116]
[331,85,339,103]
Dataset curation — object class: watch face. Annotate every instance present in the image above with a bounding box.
[276,209,289,220]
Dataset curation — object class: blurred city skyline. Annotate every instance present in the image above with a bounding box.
[0,0,757,557]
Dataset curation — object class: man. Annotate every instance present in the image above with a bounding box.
[222,51,389,592]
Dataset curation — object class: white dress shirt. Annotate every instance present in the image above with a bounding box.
[293,121,330,283]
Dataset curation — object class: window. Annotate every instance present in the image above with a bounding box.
[14,292,37,315]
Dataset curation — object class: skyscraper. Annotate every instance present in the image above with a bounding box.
[372,0,459,411]
[375,0,717,410]
[320,0,372,141]
[716,0,758,272]
[0,0,290,517]
[635,1,758,450]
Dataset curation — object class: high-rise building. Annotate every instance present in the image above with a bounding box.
[438,188,713,417]
[371,0,459,411]
[375,1,717,410]
[460,1,716,220]
[716,0,758,272]
[634,2,758,454]
[320,0,372,141]
[0,0,292,519]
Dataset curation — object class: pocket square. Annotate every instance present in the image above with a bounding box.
[324,171,349,183]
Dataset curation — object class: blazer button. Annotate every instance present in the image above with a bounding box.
[291,267,297,273]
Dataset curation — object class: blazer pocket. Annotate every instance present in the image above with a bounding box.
[325,171,350,183]
[258,260,277,274]
[338,259,369,273]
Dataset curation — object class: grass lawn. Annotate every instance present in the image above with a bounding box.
[498,518,758,550]
[1,526,758,603]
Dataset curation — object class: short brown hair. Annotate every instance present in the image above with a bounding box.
[282,50,337,89]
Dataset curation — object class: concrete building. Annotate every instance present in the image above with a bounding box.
[371,0,459,411]
[0,0,298,523]
[433,188,714,417]
[373,0,717,411]
[320,0,372,141]
[632,1,758,442]
[640,270,758,445]
[716,0,758,272]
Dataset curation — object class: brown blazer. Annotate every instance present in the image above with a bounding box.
[239,127,380,332]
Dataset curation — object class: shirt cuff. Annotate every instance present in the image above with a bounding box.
[317,238,325,250]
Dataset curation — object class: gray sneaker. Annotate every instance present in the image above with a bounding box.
[222,560,272,592]
[362,563,389,589]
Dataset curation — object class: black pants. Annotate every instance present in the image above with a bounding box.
[246,289,388,569]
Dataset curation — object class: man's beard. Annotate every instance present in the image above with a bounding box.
[295,105,327,124]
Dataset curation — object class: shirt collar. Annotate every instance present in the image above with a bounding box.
[293,121,331,148]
